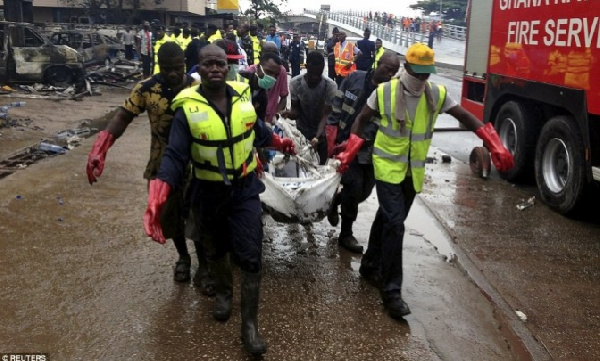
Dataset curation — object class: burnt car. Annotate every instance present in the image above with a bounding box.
[0,21,85,88]
[49,31,125,66]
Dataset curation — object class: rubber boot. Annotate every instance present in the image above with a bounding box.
[193,241,215,297]
[241,271,267,355]
[212,256,233,321]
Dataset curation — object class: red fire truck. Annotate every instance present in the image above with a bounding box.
[461,0,600,214]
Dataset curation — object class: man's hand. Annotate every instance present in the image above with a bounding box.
[143,179,171,245]
[475,123,515,173]
[280,109,297,120]
[334,134,364,173]
[86,130,116,185]
[310,137,319,149]
[255,154,264,179]
[270,133,296,155]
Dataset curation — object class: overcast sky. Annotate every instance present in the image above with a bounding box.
[238,0,424,18]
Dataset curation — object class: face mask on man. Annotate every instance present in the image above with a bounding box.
[400,68,427,96]
[257,65,277,90]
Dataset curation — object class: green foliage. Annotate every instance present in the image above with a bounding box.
[242,0,288,22]
[410,0,468,22]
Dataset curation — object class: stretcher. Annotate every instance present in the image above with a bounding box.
[260,118,341,224]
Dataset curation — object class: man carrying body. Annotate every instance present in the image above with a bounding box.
[86,43,215,291]
[144,44,295,355]
[325,51,400,253]
[282,51,337,165]
[336,43,514,318]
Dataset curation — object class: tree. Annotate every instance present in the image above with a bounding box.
[242,0,288,24]
[410,0,468,23]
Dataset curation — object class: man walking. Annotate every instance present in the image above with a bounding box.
[336,43,514,318]
[86,43,214,290]
[282,51,337,164]
[288,34,307,78]
[325,50,400,253]
[144,44,296,355]
[325,27,339,81]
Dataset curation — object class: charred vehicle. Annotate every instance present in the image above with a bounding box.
[0,22,85,89]
[49,31,126,66]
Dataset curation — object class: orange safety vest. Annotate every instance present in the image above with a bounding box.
[334,41,357,77]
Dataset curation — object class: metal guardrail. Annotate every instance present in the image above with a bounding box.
[303,9,466,45]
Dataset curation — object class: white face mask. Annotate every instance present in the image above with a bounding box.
[400,68,427,96]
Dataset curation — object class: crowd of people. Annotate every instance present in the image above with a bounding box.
[86,20,514,356]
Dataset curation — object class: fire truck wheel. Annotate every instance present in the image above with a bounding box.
[535,115,586,215]
[495,100,541,182]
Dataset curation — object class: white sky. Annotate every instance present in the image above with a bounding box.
[238,0,424,18]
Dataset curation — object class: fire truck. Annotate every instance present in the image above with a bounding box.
[461,0,600,214]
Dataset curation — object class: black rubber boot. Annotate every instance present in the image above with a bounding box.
[338,235,364,254]
[212,256,233,321]
[382,291,411,319]
[193,242,216,297]
[241,271,267,355]
[327,192,340,227]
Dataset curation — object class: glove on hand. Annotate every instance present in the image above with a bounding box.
[86,130,116,185]
[475,123,515,173]
[270,133,296,155]
[144,179,171,245]
[334,134,364,173]
[325,124,338,157]
[331,140,348,156]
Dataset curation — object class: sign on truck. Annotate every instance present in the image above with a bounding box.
[461,0,600,214]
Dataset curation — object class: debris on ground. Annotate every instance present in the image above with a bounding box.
[516,196,535,211]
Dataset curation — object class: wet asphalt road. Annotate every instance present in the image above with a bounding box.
[0,67,597,360]
[0,115,513,360]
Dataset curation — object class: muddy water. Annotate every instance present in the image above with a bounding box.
[0,117,515,360]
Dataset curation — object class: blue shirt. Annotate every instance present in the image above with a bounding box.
[265,34,281,50]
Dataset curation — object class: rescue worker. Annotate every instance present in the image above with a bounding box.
[356,28,375,71]
[143,44,296,355]
[336,43,514,318]
[334,32,362,86]
[372,39,384,69]
[249,25,262,65]
[325,51,400,254]
[152,26,170,74]
[238,24,255,66]
[325,27,339,81]
[282,51,337,165]
[206,24,222,43]
[86,43,215,291]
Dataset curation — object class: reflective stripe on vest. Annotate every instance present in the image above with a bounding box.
[372,48,384,69]
[334,41,356,77]
[172,81,258,183]
[372,79,446,191]
[153,38,171,74]
[250,36,261,65]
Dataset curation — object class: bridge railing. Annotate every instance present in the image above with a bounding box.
[303,9,466,42]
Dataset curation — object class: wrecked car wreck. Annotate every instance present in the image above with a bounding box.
[0,21,85,90]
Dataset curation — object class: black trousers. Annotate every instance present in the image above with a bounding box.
[340,160,376,224]
[141,54,152,78]
[290,60,301,78]
[362,178,417,296]
[327,65,336,81]
[125,44,134,60]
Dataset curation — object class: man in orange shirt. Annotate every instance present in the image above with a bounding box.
[333,32,362,86]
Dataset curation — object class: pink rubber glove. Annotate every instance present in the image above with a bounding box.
[86,130,115,185]
[144,179,171,245]
[270,133,296,155]
[334,134,364,173]
[475,123,515,173]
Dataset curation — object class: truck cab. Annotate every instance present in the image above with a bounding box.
[0,21,85,88]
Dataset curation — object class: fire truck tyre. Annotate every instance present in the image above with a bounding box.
[495,100,540,182]
[534,115,586,215]
[45,66,74,87]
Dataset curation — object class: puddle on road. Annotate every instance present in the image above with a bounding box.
[406,197,457,262]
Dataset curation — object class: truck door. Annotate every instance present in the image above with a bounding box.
[9,25,48,82]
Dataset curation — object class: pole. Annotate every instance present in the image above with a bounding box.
[440,0,443,19]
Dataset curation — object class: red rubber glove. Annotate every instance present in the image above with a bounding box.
[144,179,171,245]
[325,124,338,157]
[86,130,116,185]
[334,134,364,173]
[255,153,264,179]
[475,123,515,173]
[331,140,348,156]
[270,133,297,155]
